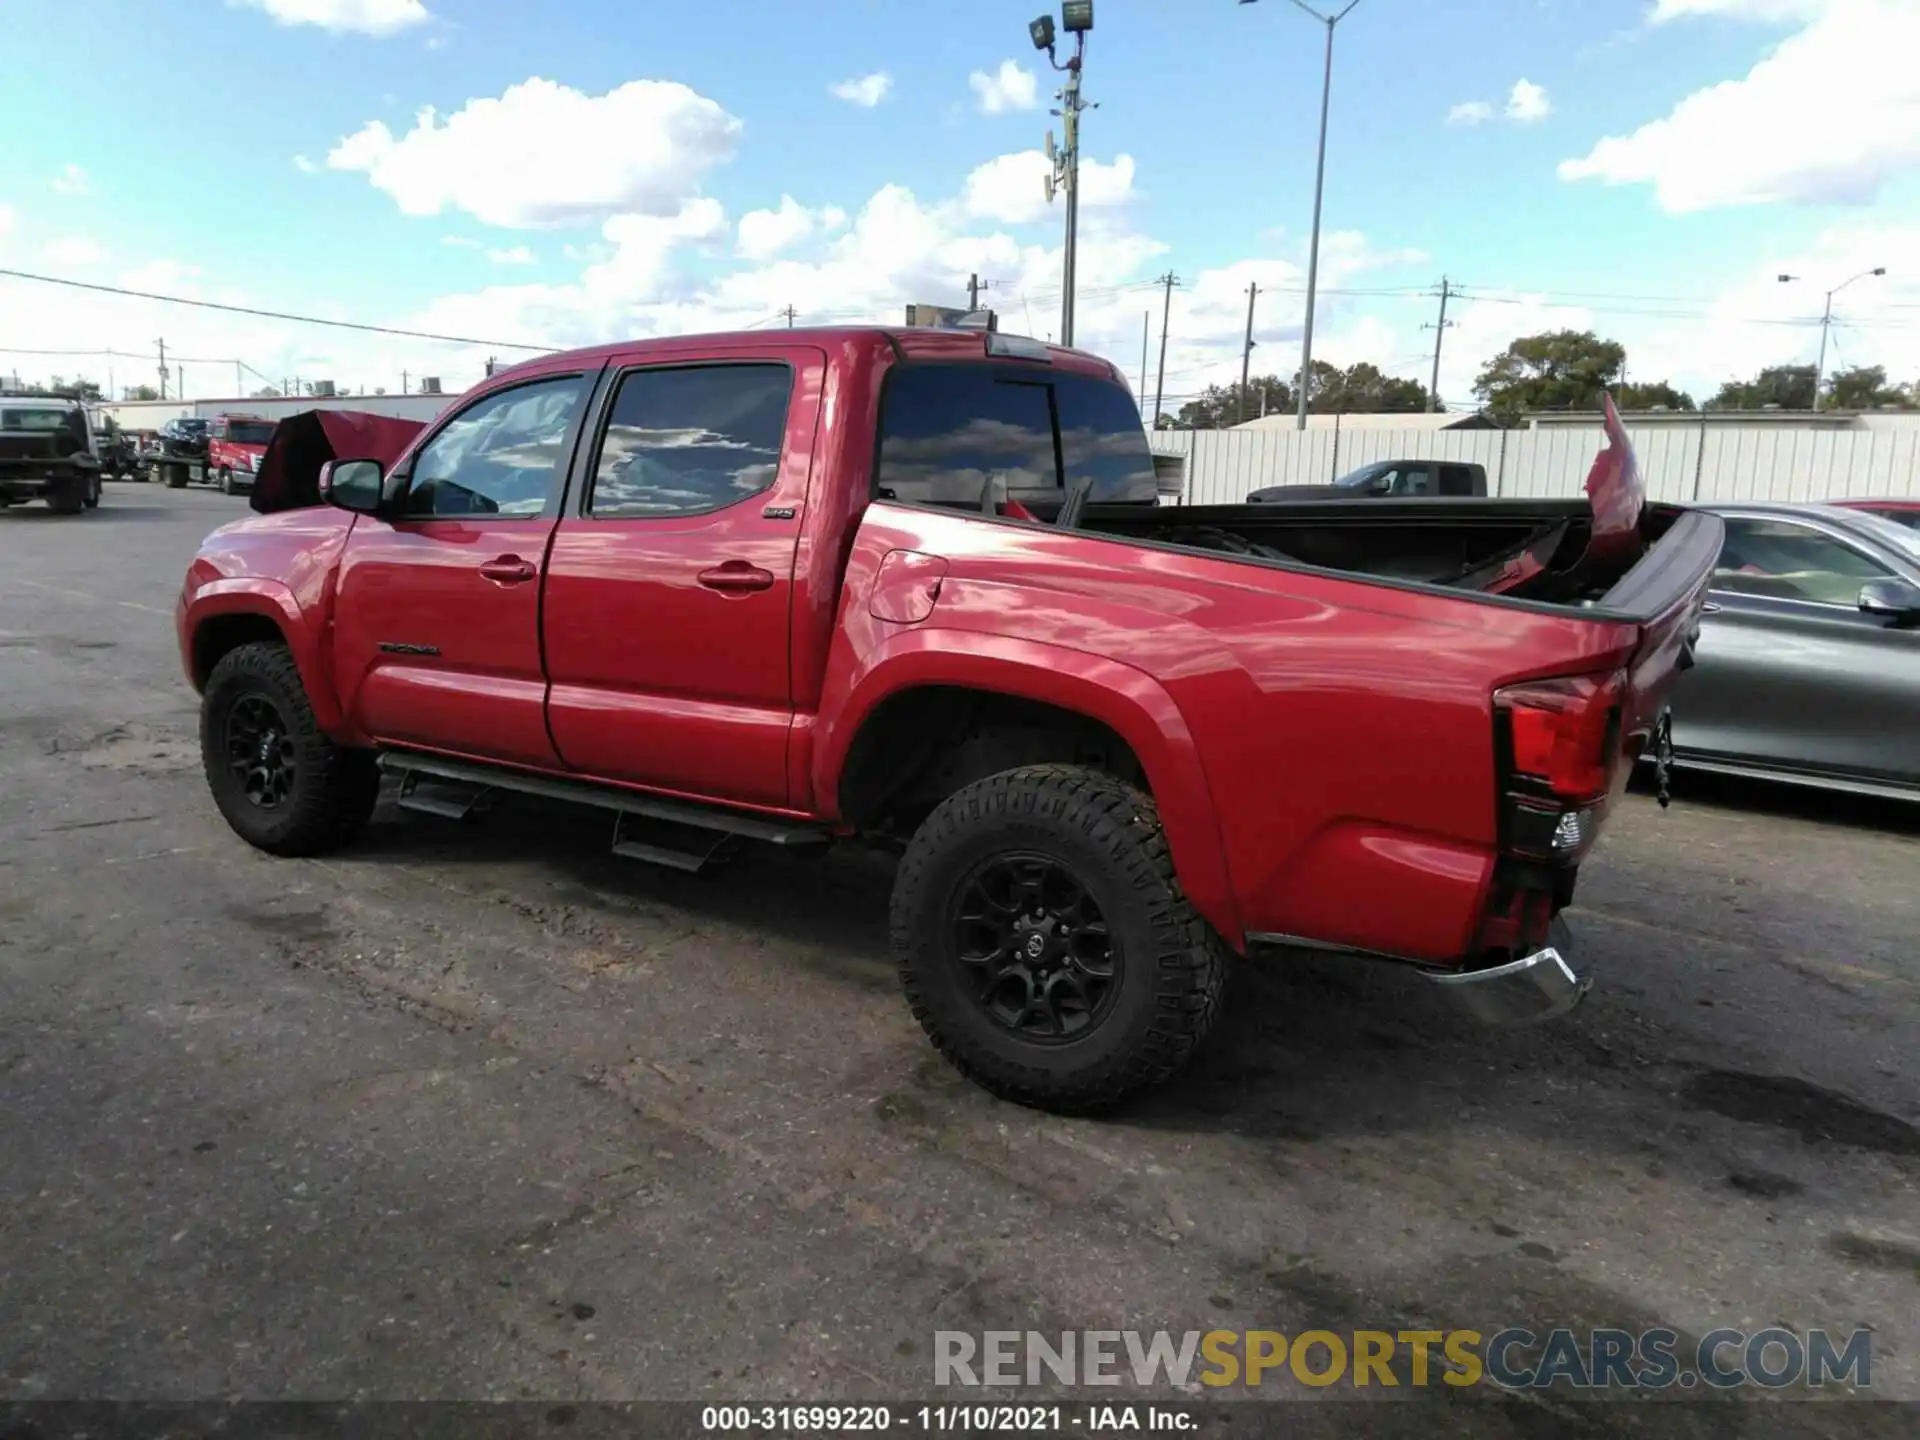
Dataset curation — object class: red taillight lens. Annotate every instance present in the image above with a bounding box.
[1495,670,1625,803]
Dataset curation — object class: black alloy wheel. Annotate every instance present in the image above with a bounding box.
[224,693,299,810]
[950,851,1118,1041]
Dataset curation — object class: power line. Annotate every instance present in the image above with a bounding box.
[0,266,555,353]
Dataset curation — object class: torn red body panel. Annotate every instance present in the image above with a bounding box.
[250,410,427,515]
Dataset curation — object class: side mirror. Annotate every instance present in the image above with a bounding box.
[318,458,386,514]
[1858,578,1920,623]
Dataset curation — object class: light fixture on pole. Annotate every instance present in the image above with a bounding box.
[1033,2,1095,347]
[1240,0,1365,430]
[1778,266,1886,410]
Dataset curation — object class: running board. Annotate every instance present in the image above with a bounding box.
[394,771,492,821]
[376,751,833,862]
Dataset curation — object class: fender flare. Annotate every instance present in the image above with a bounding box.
[184,579,346,734]
[814,630,1244,948]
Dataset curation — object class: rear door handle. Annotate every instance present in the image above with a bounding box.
[478,555,537,585]
[698,561,775,594]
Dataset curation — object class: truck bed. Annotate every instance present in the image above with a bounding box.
[1081,497,1699,615]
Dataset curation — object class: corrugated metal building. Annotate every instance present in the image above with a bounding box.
[100,391,457,434]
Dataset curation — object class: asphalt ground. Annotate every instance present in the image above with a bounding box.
[2,483,1916,1437]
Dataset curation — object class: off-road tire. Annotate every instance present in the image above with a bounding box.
[201,641,380,856]
[892,764,1229,1114]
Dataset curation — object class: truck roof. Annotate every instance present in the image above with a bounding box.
[490,326,1125,386]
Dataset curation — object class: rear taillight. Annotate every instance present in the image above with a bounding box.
[1494,670,1625,863]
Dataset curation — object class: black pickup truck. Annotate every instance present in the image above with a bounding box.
[1249,458,1488,503]
[149,417,211,488]
[0,396,103,514]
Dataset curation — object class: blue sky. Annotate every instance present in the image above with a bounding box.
[1,0,1914,409]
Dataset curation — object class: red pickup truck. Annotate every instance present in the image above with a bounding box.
[177,326,1720,1112]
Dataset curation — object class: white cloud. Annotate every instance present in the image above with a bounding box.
[42,237,107,266]
[486,246,537,265]
[969,60,1038,115]
[1506,79,1552,123]
[441,235,482,249]
[0,205,14,239]
[292,154,318,173]
[51,164,90,196]
[829,72,893,107]
[737,196,833,262]
[1650,0,1826,20]
[1561,0,1920,212]
[232,0,432,35]
[327,77,742,228]
[963,150,1136,225]
[1448,100,1495,126]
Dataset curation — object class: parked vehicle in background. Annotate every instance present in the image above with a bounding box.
[150,417,210,488]
[1668,502,1920,800]
[0,395,103,514]
[92,415,141,479]
[1247,458,1487,504]
[208,413,277,495]
[1832,496,1920,532]
[175,336,1717,1111]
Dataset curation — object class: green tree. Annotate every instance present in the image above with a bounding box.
[1473,330,1626,421]
[1613,380,1696,411]
[1307,360,1434,414]
[1822,364,1915,411]
[1708,364,1817,410]
[1174,375,1293,429]
[123,384,160,401]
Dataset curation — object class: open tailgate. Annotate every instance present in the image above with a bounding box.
[1590,399,1722,772]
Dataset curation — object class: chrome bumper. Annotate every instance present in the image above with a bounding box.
[1423,917,1590,1025]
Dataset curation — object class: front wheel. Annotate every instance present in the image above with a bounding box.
[218,466,235,495]
[891,764,1229,1114]
[83,473,100,509]
[201,641,380,856]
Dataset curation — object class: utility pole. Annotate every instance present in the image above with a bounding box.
[157,338,168,401]
[1139,310,1149,400]
[1239,283,1260,422]
[1779,266,1885,410]
[1037,8,1095,348]
[782,305,798,328]
[1424,276,1455,413]
[1152,271,1180,428]
[968,273,994,311]
[402,370,409,396]
[234,362,242,395]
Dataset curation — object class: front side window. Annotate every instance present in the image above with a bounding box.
[402,375,585,519]
[876,366,1058,509]
[588,364,791,518]
[1713,517,1896,606]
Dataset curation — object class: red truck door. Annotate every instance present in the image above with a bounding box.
[540,350,824,808]
[331,371,596,767]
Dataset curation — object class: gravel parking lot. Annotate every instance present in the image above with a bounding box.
[2,486,1916,1433]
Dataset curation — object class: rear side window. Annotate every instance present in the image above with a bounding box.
[875,363,1156,512]
[589,364,791,518]
[1438,465,1477,497]
[875,366,1057,509]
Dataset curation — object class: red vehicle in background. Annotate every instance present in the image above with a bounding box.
[1832,497,1920,532]
[207,413,277,496]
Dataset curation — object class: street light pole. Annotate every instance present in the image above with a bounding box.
[1780,266,1885,410]
[1245,0,1364,429]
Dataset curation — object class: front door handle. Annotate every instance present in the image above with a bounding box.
[1700,601,1723,614]
[479,555,537,585]
[698,561,775,594]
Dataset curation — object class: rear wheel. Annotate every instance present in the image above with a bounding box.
[892,764,1229,1114]
[83,473,100,509]
[164,464,187,489]
[201,641,380,856]
[45,475,86,515]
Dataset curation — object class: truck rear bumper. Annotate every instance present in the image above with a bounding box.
[1421,915,1589,1025]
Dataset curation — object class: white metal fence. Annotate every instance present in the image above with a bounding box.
[1149,424,1920,507]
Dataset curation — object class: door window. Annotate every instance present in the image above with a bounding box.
[1712,517,1896,606]
[588,364,792,518]
[401,375,586,518]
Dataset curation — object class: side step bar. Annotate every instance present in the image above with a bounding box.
[376,750,832,873]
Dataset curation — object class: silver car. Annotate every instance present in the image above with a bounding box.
[1670,502,1920,800]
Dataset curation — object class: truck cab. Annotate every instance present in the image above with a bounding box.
[207,413,277,496]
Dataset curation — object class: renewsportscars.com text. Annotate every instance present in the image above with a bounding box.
[935,1327,1873,1391]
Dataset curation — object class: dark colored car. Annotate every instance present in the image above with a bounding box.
[1832,497,1920,532]
[1670,502,1920,800]
[1248,459,1487,504]
[0,396,103,514]
[151,417,210,488]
